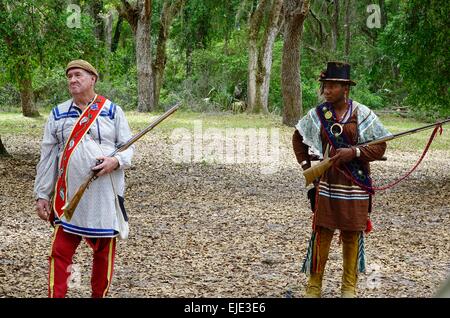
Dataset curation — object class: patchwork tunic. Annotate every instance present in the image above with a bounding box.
[34,98,134,238]
[293,101,390,232]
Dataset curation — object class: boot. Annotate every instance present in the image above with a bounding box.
[304,226,334,298]
[341,230,359,298]
[305,272,324,298]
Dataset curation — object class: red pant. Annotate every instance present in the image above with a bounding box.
[48,225,116,298]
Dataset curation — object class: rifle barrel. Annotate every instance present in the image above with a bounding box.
[358,118,450,147]
[110,102,180,156]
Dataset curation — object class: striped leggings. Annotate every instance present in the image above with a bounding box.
[48,225,116,298]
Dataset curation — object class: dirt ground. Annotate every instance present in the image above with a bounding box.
[0,131,449,298]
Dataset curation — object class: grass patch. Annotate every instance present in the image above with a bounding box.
[0,113,47,136]
[126,110,283,132]
[380,115,449,152]
[0,111,448,152]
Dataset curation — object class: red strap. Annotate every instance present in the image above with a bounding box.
[338,124,443,192]
[53,96,107,218]
[371,124,443,191]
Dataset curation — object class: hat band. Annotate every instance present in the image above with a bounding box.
[319,78,356,85]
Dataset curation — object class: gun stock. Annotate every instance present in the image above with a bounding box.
[62,172,96,221]
[303,157,332,186]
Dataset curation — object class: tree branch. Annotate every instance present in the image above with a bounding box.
[308,7,326,44]
[117,0,138,32]
[249,0,268,40]
[290,0,310,19]
[144,0,152,20]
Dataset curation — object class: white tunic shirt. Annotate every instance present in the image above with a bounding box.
[34,98,134,238]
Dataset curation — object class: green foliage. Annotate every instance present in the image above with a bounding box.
[32,66,69,110]
[0,0,101,73]
[96,65,138,111]
[351,79,384,109]
[0,83,20,111]
[268,40,283,113]
[297,54,323,111]
[0,0,104,110]
[0,0,447,120]
[171,0,215,51]
[163,30,248,111]
[380,0,450,119]
[96,24,138,110]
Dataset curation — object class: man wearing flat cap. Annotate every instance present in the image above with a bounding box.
[292,61,391,297]
[34,59,134,298]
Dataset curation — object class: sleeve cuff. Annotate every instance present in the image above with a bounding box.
[114,154,123,169]
[36,193,50,201]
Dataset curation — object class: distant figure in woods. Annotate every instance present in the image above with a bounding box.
[231,82,246,113]
[292,61,390,297]
[34,59,134,298]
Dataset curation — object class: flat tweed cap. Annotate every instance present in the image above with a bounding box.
[66,59,99,78]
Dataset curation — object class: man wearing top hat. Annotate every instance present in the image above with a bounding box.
[292,61,391,297]
[34,59,134,297]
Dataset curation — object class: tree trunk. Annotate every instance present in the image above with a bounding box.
[247,39,258,113]
[136,7,154,112]
[331,0,339,52]
[379,0,387,28]
[102,9,115,81]
[19,62,39,118]
[246,0,268,113]
[90,0,104,41]
[185,43,193,77]
[281,0,310,126]
[104,9,115,52]
[234,0,248,29]
[344,0,351,61]
[309,9,326,47]
[255,0,283,113]
[223,0,234,55]
[111,15,123,53]
[0,136,9,157]
[247,0,283,114]
[153,0,184,109]
[119,0,154,111]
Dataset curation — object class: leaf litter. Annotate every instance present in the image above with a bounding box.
[0,131,449,298]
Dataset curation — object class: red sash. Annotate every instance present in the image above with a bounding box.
[53,95,107,219]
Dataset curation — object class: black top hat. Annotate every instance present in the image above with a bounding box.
[319,61,356,86]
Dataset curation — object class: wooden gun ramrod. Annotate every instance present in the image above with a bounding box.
[62,102,181,221]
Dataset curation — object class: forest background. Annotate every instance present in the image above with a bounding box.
[0,0,448,124]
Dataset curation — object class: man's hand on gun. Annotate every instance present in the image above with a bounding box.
[330,147,356,167]
[91,156,119,177]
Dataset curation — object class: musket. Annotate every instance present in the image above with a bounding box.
[303,118,450,186]
[62,102,181,221]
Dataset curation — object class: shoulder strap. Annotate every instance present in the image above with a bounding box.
[53,95,108,219]
[315,101,374,194]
